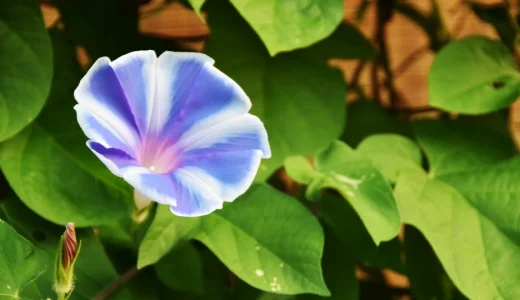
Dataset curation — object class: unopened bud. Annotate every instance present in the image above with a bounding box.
[54,223,81,295]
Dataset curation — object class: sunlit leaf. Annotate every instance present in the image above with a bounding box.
[392,120,520,299]
[357,134,423,183]
[139,184,329,296]
[404,226,465,300]
[192,0,343,56]
[429,36,520,114]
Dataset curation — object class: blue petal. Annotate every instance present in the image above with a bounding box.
[87,141,137,177]
[121,168,178,206]
[76,105,135,157]
[179,149,263,201]
[151,52,215,137]
[169,168,225,216]
[121,167,223,215]
[154,52,252,146]
[111,51,156,136]
[74,57,141,150]
[173,114,271,158]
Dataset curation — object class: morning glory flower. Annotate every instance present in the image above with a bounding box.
[74,51,271,217]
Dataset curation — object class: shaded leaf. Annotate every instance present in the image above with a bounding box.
[1,197,132,300]
[0,0,52,141]
[204,1,346,181]
[0,219,44,298]
[299,228,358,300]
[404,226,466,300]
[155,243,204,294]
[320,194,404,273]
[0,32,131,226]
[342,100,412,147]
[413,120,516,177]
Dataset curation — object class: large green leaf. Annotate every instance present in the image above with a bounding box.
[357,134,423,183]
[414,122,520,242]
[139,184,329,296]
[404,226,465,300]
[298,229,358,300]
[413,120,516,177]
[395,171,520,299]
[429,36,520,114]
[0,31,130,226]
[193,0,343,56]
[0,0,52,141]
[438,156,520,241]
[204,1,346,181]
[1,197,132,300]
[0,219,44,298]
[292,22,376,63]
[414,120,520,239]
[320,194,404,273]
[389,120,520,299]
[155,243,204,294]
[285,141,400,245]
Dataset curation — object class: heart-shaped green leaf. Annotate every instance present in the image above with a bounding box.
[0,0,53,141]
[0,31,130,227]
[0,219,44,297]
[139,184,329,296]
[190,0,344,56]
[429,36,520,114]
[204,1,346,181]
[283,140,401,245]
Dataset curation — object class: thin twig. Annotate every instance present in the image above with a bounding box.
[393,46,429,79]
[355,0,371,24]
[93,266,140,300]
[375,0,398,107]
[371,62,381,103]
[452,4,471,37]
[348,60,367,89]
[388,106,440,114]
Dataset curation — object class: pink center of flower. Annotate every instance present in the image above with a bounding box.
[138,138,179,174]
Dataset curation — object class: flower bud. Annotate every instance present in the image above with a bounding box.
[54,223,81,295]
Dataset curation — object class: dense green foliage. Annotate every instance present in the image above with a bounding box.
[1,0,520,299]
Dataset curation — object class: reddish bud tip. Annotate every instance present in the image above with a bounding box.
[62,223,77,271]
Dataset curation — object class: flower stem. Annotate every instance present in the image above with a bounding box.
[93,266,140,300]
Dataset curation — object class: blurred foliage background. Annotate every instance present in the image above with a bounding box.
[2,0,520,299]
